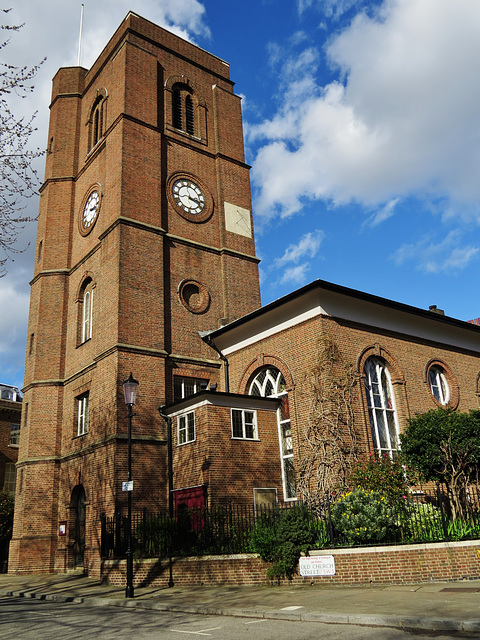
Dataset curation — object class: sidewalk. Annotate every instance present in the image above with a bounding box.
[0,572,480,633]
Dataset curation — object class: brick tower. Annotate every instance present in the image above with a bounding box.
[10,13,260,574]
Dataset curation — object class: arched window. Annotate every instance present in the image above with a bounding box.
[82,288,93,342]
[364,357,400,457]
[249,367,296,500]
[88,90,107,151]
[171,84,195,136]
[77,277,94,345]
[428,365,449,405]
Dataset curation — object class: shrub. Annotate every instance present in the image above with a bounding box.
[349,454,409,508]
[331,488,394,544]
[404,502,443,542]
[249,505,317,579]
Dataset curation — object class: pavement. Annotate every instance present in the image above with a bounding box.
[1,571,480,634]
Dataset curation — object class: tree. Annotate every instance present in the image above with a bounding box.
[401,408,480,519]
[0,9,45,275]
[297,335,361,511]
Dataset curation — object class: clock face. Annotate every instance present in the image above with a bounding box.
[82,190,100,229]
[172,179,205,215]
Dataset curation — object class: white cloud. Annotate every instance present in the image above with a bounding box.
[0,1,210,385]
[279,264,310,284]
[275,229,325,266]
[251,0,480,222]
[272,230,324,286]
[392,230,479,274]
[364,198,399,228]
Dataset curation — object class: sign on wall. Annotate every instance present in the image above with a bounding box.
[299,555,336,576]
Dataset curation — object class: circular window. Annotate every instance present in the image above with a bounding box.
[425,361,459,409]
[178,280,210,314]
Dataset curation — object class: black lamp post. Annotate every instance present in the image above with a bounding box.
[123,372,139,599]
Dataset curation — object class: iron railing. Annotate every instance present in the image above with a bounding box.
[100,484,480,560]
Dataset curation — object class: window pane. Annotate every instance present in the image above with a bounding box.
[386,411,398,449]
[187,412,195,441]
[284,457,296,499]
[375,410,388,449]
[245,411,255,439]
[178,415,186,444]
[10,424,20,446]
[281,422,293,455]
[232,410,243,437]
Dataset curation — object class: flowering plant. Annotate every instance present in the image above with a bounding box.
[349,453,409,508]
[331,488,394,544]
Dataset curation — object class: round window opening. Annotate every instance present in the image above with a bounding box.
[178,280,210,314]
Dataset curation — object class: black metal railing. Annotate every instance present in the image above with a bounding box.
[100,485,480,560]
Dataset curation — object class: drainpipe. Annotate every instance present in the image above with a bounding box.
[158,406,173,520]
[158,405,174,589]
[201,333,230,393]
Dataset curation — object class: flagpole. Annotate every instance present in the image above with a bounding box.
[77,4,84,66]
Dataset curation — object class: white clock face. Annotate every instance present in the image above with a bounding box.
[82,191,100,229]
[172,180,205,215]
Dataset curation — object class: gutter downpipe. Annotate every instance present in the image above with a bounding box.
[202,334,230,393]
[158,405,174,588]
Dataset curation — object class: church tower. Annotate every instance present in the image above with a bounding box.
[10,13,260,574]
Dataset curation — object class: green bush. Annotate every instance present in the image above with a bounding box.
[349,454,409,508]
[404,502,443,542]
[331,488,394,544]
[249,505,317,579]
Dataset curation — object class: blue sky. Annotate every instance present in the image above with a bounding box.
[2,0,480,390]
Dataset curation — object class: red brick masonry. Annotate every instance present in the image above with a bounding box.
[101,540,480,587]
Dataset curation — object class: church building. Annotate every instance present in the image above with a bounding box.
[10,13,480,576]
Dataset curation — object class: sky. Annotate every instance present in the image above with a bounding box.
[2,0,480,391]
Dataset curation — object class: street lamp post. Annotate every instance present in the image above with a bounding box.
[123,372,139,599]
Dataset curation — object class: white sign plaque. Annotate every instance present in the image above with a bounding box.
[299,555,336,577]
[122,481,133,492]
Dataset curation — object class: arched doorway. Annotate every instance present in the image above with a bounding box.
[70,485,86,568]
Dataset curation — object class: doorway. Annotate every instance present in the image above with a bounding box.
[70,485,86,568]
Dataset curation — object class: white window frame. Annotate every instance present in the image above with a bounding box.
[364,357,400,458]
[428,365,450,405]
[177,411,195,445]
[77,394,89,436]
[82,288,93,343]
[231,408,258,440]
[9,423,20,447]
[249,367,297,501]
[174,376,207,401]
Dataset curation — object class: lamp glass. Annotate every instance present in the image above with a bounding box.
[123,373,139,405]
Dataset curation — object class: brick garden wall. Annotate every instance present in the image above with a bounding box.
[100,540,480,587]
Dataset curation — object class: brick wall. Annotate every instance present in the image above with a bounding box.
[101,540,480,587]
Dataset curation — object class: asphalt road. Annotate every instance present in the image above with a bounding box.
[0,597,479,640]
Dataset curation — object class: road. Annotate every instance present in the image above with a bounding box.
[0,597,477,639]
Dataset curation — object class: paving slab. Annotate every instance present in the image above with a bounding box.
[0,572,480,633]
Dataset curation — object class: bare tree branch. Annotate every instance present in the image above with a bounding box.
[0,8,45,276]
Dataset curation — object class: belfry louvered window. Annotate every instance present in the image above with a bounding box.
[185,95,194,135]
[172,85,195,136]
[173,88,183,130]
